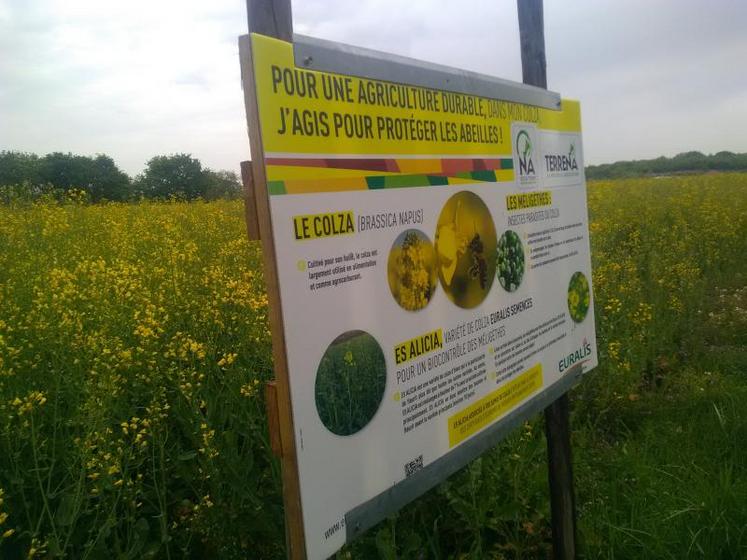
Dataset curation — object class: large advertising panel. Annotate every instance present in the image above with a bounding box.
[242,33,597,560]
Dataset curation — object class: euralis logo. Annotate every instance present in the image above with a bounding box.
[558,338,592,373]
[545,143,578,173]
[516,129,535,176]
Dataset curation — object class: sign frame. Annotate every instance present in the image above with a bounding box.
[240,3,591,556]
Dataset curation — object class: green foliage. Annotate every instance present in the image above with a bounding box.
[0,151,41,186]
[133,156,242,201]
[0,151,131,202]
[85,154,132,201]
[586,151,747,179]
[0,201,279,558]
[0,150,241,203]
[0,174,745,558]
[134,153,206,200]
[39,152,98,192]
[203,170,242,201]
[576,362,747,559]
[586,152,747,179]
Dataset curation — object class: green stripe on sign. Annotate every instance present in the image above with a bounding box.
[384,175,430,188]
[470,170,497,182]
[501,159,514,170]
[366,176,386,189]
[267,181,286,195]
[453,171,498,182]
[427,175,449,186]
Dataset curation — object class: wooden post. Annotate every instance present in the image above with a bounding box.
[243,1,306,559]
[517,0,547,89]
[517,1,578,559]
[246,0,293,42]
[544,393,576,559]
[240,160,261,241]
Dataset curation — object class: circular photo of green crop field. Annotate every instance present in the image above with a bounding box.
[435,191,497,308]
[497,229,525,292]
[315,330,387,436]
[567,271,590,323]
[387,229,437,311]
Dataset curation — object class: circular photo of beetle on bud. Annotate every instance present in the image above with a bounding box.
[435,191,497,308]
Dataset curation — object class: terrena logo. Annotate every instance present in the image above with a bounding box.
[545,143,578,172]
[545,140,580,177]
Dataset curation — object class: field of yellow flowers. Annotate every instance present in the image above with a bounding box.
[0,174,746,559]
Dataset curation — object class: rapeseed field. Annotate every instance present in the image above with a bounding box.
[0,174,745,558]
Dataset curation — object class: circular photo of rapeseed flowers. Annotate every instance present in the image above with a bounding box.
[497,229,525,292]
[315,330,387,436]
[567,271,590,323]
[435,191,497,308]
[387,229,437,311]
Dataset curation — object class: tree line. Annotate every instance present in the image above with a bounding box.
[586,150,747,180]
[0,151,242,202]
[4,149,744,202]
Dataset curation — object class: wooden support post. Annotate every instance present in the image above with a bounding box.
[243,1,306,558]
[246,0,293,42]
[240,160,261,241]
[545,393,576,559]
[265,380,283,456]
[517,1,578,559]
[517,0,547,89]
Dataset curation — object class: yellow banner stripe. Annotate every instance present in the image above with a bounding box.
[448,363,543,447]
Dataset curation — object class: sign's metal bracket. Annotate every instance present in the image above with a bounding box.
[293,33,562,111]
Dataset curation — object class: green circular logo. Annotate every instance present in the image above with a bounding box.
[517,130,532,160]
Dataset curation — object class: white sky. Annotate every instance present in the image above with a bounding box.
[1,0,745,175]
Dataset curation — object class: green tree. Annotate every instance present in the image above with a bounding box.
[0,151,41,186]
[37,152,131,201]
[203,169,242,200]
[586,151,747,179]
[38,152,92,191]
[135,154,207,200]
[87,155,131,201]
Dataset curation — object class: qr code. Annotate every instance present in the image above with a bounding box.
[404,454,424,477]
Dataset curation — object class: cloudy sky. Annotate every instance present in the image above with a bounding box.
[1,0,745,175]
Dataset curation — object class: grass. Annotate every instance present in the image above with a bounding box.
[577,356,747,558]
[0,174,745,558]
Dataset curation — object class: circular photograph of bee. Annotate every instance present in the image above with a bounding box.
[387,229,437,311]
[567,271,591,323]
[496,229,525,292]
[435,191,497,308]
[315,330,387,436]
